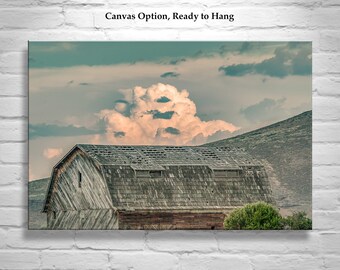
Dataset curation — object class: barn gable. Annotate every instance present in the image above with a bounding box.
[43,146,113,213]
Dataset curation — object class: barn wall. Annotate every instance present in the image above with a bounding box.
[47,209,118,230]
[118,210,229,230]
[48,149,113,212]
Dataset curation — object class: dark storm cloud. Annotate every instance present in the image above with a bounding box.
[164,127,180,135]
[29,123,101,139]
[160,72,180,78]
[240,98,286,123]
[79,82,91,86]
[219,64,254,77]
[219,43,312,78]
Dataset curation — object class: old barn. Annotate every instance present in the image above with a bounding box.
[42,144,274,230]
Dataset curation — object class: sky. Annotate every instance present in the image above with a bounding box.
[29,41,312,180]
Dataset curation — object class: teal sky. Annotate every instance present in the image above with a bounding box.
[28,41,294,68]
[29,42,230,68]
[29,41,312,180]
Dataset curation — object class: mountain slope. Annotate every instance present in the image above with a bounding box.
[205,111,312,216]
[28,178,49,229]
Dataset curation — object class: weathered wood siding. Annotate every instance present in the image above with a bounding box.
[47,209,118,230]
[104,165,273,210]
[49,148,113,211]
[118,210,229,230]
[47,148,114,229]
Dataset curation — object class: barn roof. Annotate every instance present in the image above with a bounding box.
[78,144,272,210]
[76,144,262,170]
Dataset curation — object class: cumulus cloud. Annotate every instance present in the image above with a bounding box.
[43,148,63,159]
[98,83,238,145]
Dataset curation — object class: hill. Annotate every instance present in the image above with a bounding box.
[205,111,312,216]
[28,178,49,229]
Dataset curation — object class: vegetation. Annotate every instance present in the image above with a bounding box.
[224,202,312,230]
[281,211,312,230]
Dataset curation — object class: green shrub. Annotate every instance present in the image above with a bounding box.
[223,202,283,230]
[282,211,312,230]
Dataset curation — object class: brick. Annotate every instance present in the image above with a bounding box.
[314,190,340,210]
[322,0,340,5]
[6,229,74,249]
[216,231,319,254]
[0,208,26,227]
[245,28,318,44]
[314,53,340,75]
[0,228,6,248]
[324,256,340,270]
[0,185,27,207]
[0,74,26,96]
[0,0,38,7]
[0,143,27,164]
[177,28,248,40]
[41,251,109,270]
[311,8,340,28]
[0,97,27,118]
[0,251,40,270]
[75,230,145,250]
[250,255,323,270]
[314,77,340,96]
[313,211,340,230]
[147,231,217,252]
[314,122,340,142]
[312,97,340,120]
[179,254,251,270]
[313,166,340,189]
[320,31,340,52]
[0,8,63,29]
[0,120,27,141]
[110,252,178,270]
[313,143,340,165]
[320,233,340,254]
[261,7,312,28]
[65,0,108,5]
[65,10,95,28]
[105,28,184,41]
[0,52,26,75]
[0,165,26,186]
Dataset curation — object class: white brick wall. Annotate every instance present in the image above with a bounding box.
[0,0,339,269]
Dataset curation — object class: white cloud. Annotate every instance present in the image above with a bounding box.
[98,83,238,145]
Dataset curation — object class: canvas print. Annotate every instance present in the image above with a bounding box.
[28,42,312,230]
